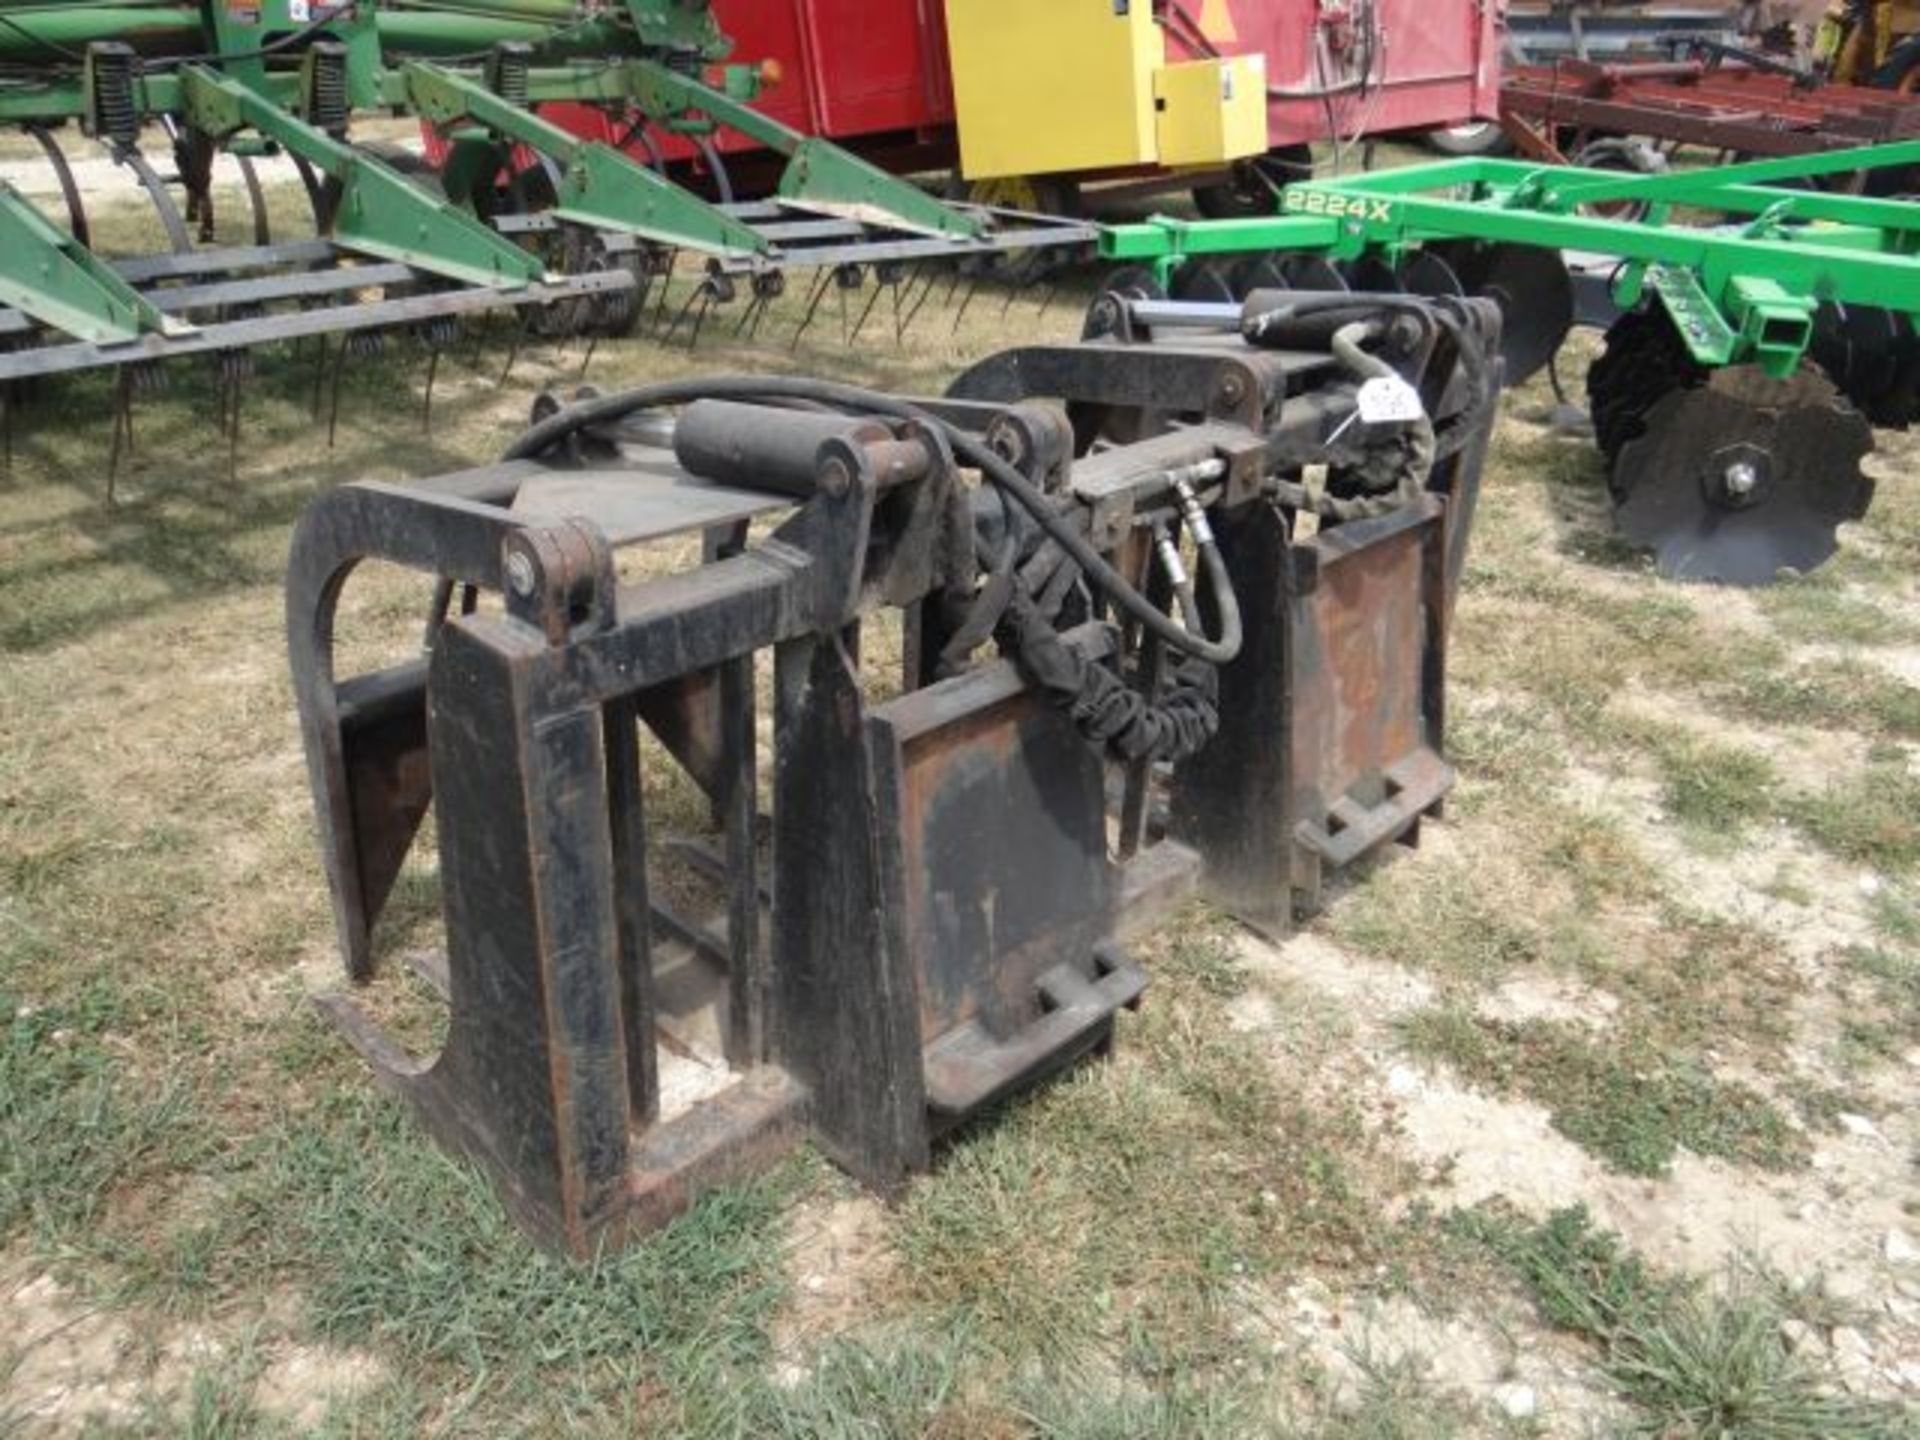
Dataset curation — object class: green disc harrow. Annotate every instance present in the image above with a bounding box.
[1102,142,1920,583]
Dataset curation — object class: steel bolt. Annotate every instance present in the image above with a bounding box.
[1724,460,1758,498]
[818,456,852,499]
[1217,374,1246,406]
[505,550,537,598]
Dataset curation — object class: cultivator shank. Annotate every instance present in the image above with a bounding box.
[289,291,1503,1253]
[0,0,1093,421]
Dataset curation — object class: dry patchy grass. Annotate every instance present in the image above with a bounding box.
[4,199,1920,1434]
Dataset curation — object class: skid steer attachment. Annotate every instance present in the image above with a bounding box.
[287,288,1503,1254]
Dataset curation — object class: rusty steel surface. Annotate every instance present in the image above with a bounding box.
[287,292,1504,1255]
[1503,60,1920,156]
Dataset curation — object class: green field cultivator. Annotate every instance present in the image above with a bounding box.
[1102,141,1920,584]
[0,0,1091,446]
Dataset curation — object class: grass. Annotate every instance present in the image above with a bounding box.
[1454,1207,1913,1439]
[1401,1007,1806,1177]
[1726,659,1920,743]
[7,177,1920,1430]
[1757,575,1916,648]
[1652,735,1779,837]
[0,961,200,1241]
[1787,758,1920,874]
[1331,845,1607,987]
[134,1079,804,1413]
[897,927,1382,1381]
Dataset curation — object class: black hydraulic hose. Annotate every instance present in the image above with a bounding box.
[1244,291,1493,421]
[1330,320,1437,500]
[502,375,1245,664]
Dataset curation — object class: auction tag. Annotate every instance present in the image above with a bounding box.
[1355,375,1424,424]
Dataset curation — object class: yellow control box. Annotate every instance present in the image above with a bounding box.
[943,1,1271,180]
[1154,55,1270,168]
[944,0,1159,179]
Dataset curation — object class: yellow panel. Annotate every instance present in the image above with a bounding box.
[1153,56,1270,168]
[944,0,1160,180]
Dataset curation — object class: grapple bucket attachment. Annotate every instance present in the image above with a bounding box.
[287,293,1504,1254]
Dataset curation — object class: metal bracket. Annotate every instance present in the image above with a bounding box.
[401,61,771,258]
[1724,273,1815,376]
[624,59,987,241]
[1648,264,1738,367]
[0,181,183,342]
[181,64,544,289]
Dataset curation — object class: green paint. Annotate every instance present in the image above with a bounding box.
[1100,146,1920,374]
[0,181,179,341]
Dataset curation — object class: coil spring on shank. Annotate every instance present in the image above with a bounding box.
[88,47,139,149]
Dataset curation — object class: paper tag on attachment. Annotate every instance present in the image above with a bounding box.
[1355,375,1424,424]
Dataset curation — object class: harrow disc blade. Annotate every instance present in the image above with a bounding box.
[1279,254,1348,292]
[1083,265,1164,339]
[1613,367,1874,585]
[1448,242,1573,385]
[1812,302,1920,427]
[1171,260,1236,303]
[1099,265,1166,303]
[1227,251,1290,300]
[1343,254,1403,293]
[1398,249,1465,298]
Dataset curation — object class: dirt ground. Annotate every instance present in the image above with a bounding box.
[3,164,1920,1437]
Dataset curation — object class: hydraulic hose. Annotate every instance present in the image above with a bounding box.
[1330,319,1437,501]
[502,375,1244,665]
[1242,290,1493,419]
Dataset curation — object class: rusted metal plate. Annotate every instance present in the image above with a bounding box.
[877,660,1114,1047]
[512,464,786,546]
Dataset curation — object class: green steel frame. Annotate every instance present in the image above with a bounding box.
[0,0,999,351]
[1103,140,1920,376]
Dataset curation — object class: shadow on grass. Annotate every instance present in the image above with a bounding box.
[0,347,522,653]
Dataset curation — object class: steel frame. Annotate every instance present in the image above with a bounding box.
[1103,139,1920,374]
[0,2,1095,375]
[288,306,1501,1252]
[1501,59,1920,159]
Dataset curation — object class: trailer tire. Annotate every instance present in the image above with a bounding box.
[1191,144,1313,219]
[946,174,1079,285]
[1425,121,1510,157]
[947,173,1080,218]
[1570,138,1665,221]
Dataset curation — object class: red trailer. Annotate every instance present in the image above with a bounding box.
[539,0,1501,214]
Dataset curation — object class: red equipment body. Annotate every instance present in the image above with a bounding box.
[540,0,1499,184]
[1169,0,1501,148]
